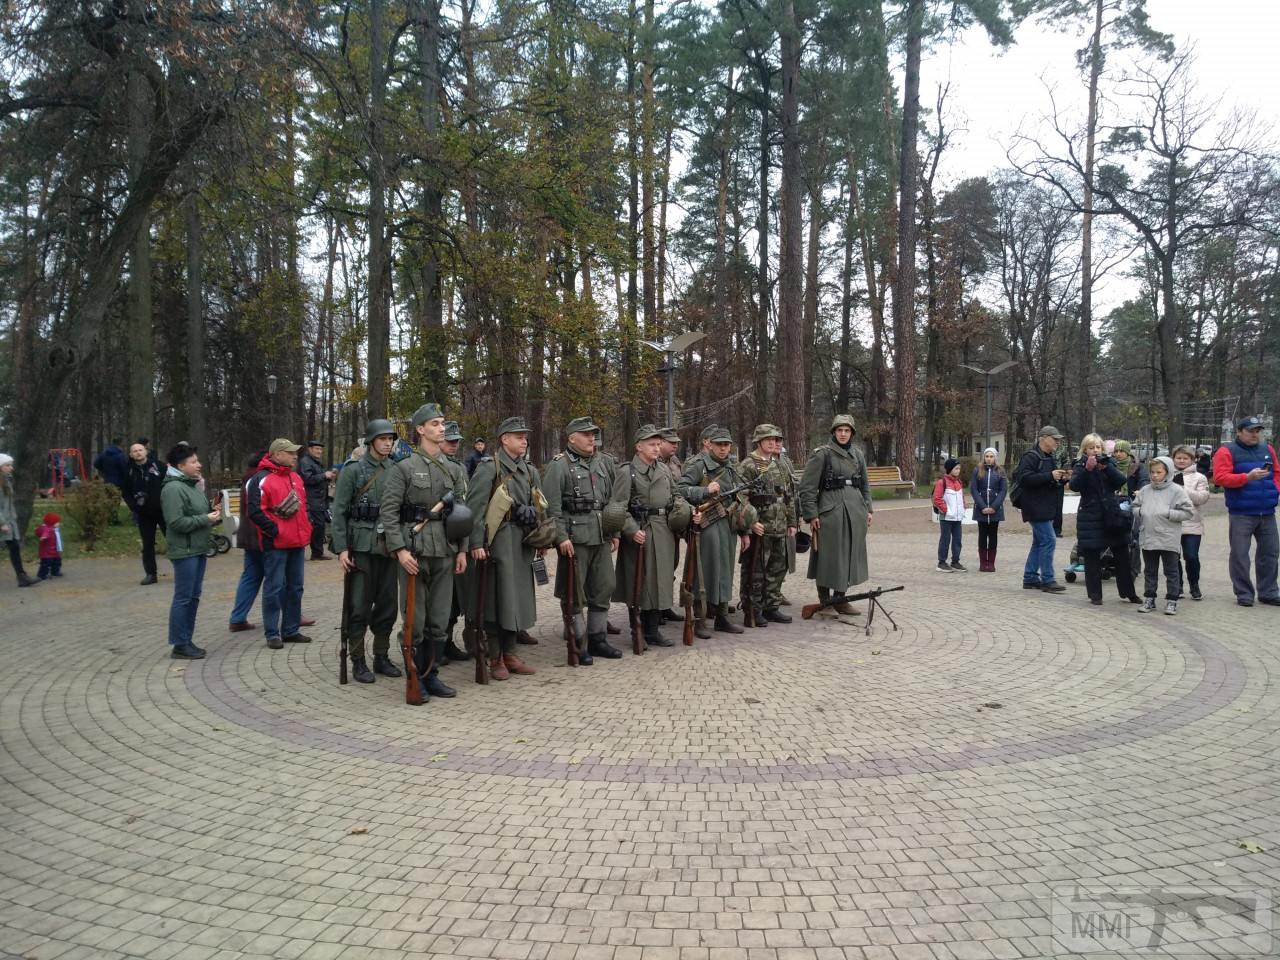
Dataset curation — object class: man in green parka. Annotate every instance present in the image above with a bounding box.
[678,424,756,636]
[332,418,404,684]
[738,423,797,626]
[609,424,683,647]
[797,414,872,614]
[467,416,543,680]
[380,403,469,701]
[544,416,623,663]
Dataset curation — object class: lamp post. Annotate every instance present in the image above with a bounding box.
[266,374,278,436]
[640,331,707,429]
[960,360,1018,454]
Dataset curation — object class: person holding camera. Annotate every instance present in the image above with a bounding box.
[123,441,167,585]
[1212,415,1280,606]
[1069,433,1139,606]
[1014,425,1070,593]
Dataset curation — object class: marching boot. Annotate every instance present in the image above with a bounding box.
[606,620,621,635]
[489,657,510,681]
[502,653,537,675]
[587,633,623,659]
[351,656,375,684]
[576,639,594,666]
[424,658,457,697]
[763,608,792,624]
[694,618,713,640]
[662,608,685,622]
[714,603,745,634]
[373,653,403,678]
[442,629,469,662]
[643,610,674,647]
[516,629,538,645]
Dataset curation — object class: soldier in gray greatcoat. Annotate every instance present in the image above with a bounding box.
[797,414,872,615]
[544,416,623,663]
[466,416,544,680]
[678,424,756,636]
[609,424,687,647]
[380,403,469,701]
[332,419,405,684]
[738,423,798,626]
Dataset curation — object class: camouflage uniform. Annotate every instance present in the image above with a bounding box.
[738,424,798,624]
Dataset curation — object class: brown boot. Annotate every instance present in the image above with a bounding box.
[502,653,537,675]
[833,602,861,616]
[516,629,538,645]
[606,621,621,635]
[714,605,745,634]
[489,657,510,681]
[694,619,713,639]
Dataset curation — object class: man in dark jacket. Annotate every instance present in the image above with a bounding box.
[298,440,334,560]
[122,441,167,585]
[1212,415,1280,606]
[1014,425,1070,592]
[464,437,487,477]
[93,439,129,492]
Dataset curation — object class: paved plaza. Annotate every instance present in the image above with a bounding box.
[2,502,1278,960]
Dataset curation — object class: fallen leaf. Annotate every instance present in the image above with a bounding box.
[568,757,582,765]
[514,738,528,744]
[743,697,762,705]
[981,702,1003,709]
[349,826,368,835]
[871,650,880,655]
[430,753,448,762]
[1237,841,1266,854]
[852,660,863,665]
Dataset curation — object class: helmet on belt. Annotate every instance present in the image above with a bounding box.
[443,499,475,542]
[365,419,397,444]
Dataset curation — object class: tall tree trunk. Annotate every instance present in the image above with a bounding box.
[776,0,805,455]
[127,70,155,442]
[416,0,446,400]
[640,0,657,336]
[1078,0,1103,436]
[803,188,822,429]
[185,189,206,453]
[366,0,390,418]
[656,120,673,320]
[755,66,771,426]
[622,0,639,442]
[891,0,924,480]
[838,166,855,413]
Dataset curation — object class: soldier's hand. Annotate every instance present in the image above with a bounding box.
[339,550,355,573]
[751,522,765,536]
[809,517,821,532]
[558,539,575,558]
[610,537,620,553]
[867,513,873,527]
[706,480,721,496]
[739,535,750,551]
[632,530,646,545]
[397,549,419,576]
[787,526,796,538]
[471,546,488,561]
[454,552,467,575]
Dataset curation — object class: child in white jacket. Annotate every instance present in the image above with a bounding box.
[1132,456,1195,614]
[1171,444,1211,600]
[932,458,967,572]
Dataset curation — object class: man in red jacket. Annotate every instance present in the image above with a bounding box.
[247,439,314,649]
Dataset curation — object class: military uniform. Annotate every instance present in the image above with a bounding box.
[331,419,403,684]
[738,424,798,625]
[441,420,471,663]
[678,424,756,634]
[543,416,622,662]
[466,416,543,677]
[797,414,871,609]
[379,403,469,700]
[609,424,684,646]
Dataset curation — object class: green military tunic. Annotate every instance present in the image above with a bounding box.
[379,447,468,659]
[678,452,754,609]
[738,450,798,612]
[610,456,677,611]
[544,448,615,613]
[467,449,541,637]
[332,451,398,657]
[797,441,871,591]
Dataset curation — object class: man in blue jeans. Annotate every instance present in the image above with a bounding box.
[246,439,314,649]
[1015,426,1070,593]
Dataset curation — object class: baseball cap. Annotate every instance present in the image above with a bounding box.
[269,438,302,455]
[1238,416,1265,430]
[1037,425,1064,439]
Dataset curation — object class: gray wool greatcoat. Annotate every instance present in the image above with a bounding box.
[610,455,677,611]
[797,441,871,592]
[466,449,540,631]
[677,452,754,607]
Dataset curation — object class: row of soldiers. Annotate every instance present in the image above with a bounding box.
[331,404,873,700]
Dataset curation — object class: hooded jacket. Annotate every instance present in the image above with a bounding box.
[160,467,213,560]
[1132,456,1195,553]
[247,454,312,550]
[1174,462,1211,536]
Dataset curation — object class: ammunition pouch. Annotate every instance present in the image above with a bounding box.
[822,475,858,491]
[564,495,600,515]
[351,499,381,522]
[399,504,441,524]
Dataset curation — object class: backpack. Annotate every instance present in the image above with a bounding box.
[1008,467,1023,510]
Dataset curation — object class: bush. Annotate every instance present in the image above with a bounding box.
[62,481,122,551]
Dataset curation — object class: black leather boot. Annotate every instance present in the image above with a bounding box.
[587,632,623,658]
[373,653,403,677]
[643,611,674,646]
[714,604,744,634]
[424,669,457,698]
[443,637,469,662]
[351,656,375,684]
[764,608,792,624]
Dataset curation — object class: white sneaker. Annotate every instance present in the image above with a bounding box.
[1140,597,1156,612]
[1165,599,1177,616]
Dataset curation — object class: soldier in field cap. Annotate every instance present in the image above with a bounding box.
[466,416,546,680]
[379,402,469,702]
[544,416,623,662]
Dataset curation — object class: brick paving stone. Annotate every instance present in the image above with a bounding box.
[2,504,1278,960]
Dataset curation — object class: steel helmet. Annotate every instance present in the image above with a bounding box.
[365,419,397,444]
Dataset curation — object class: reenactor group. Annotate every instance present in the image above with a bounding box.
[332,404,874,703]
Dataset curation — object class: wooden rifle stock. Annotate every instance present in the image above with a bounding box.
[630,537,646,655]
[469,556,490,684]
[402,573,424,705]
[681,531,698,646]
[742,534,759,627]
[563,552,580,666]
[339,568,352,685]
[801,583,904,620]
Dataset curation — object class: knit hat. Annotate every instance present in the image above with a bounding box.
[983,447,998,458]
[943,457,960,474]
[0,453,12,469]
[43,512,60,525]
[1113,439,1132,456]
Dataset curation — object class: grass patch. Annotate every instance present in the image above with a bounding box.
[17,498,167,562]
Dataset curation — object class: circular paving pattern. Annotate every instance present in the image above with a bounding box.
[2,517,1278,960]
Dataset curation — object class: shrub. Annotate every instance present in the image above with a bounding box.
[62,481,122,551]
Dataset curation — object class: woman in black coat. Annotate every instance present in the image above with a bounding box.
[1068,433,1139,605]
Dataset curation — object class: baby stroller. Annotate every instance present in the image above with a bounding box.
[1064,542,1117,584]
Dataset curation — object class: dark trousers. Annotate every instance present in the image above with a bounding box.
[1227,514,1278,603]
[937,520,962,564]
[262,547,305,640]
[138,514,166,577]
[977,522,999,554]
[1142,549,1182,600]
[6,539,26,579]
[310,519,327,558]
[1081,535,1136,602]
[38,557,62,578]
[1181,534,1202,588]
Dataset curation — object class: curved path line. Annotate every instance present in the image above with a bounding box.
[184,620,1246,783]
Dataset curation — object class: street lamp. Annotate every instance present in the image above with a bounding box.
[266,374,278,436]
[640,331,706,430]
[960,360,1019,454]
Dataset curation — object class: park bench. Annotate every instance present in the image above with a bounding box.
[867,465,914,498]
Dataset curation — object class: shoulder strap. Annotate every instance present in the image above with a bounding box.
[354,463,379,500]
